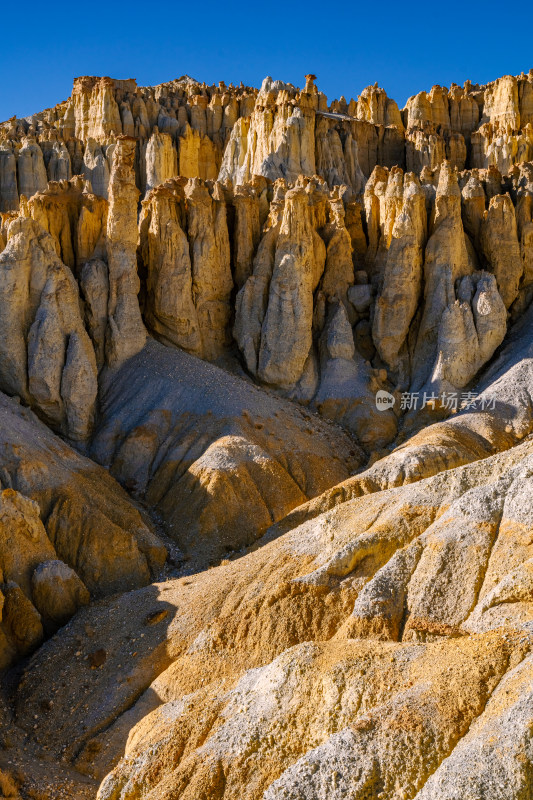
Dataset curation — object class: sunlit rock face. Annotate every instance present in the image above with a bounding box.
[1,68,533,800]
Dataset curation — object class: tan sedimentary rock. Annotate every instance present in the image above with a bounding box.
[372,172,427,371]
[16,138,48,199]
[404,90,436,129]
[89,339,361,570]
[23,176,107,272]
[447,130,467,169]
[233,183,262,288]
[178,123,219,180]
[69,76,124,142]
[448,83,480,139]
[31,560,89,631]
[0,392,166,601]
[411,162,475,389]
[405,126,446,173]
[83,138,111,199]
[461,169,486,244]
[370,165,405,288]
[1,582,43,665]
[143,127,178,191]
[515,162,533,309]
[314,302,397,448]
[184,178,233,359]
[0,143,19,211]
[219,77,316,186]
[427,271,507,391]
[257,184,325,388]
[470,121,533,173]
[0,217,97,442]
[232,176,396,445]
[0,488,95,666]
[356,84,404,129]
[274,298,533,536]
[139,178,202,354]
[362,165,408,288]
[0,490,56,599]
[6,70,533,800]
[314,116,366,192]
[363,165,387,266]
[105,136,146,367]
[318,192,354,302]
[79,258,109,366]
[480,192,522,307]
[4,70,533,221]
[344,196,367,264]
[483,74,521,129]
[234,183,285,375]
[17,424,533,796]
[46,140,72,182]
[140,175,241,361]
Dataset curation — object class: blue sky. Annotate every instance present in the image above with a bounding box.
[1,0,529,122]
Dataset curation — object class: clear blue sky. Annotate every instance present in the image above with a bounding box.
[1,0,529,122]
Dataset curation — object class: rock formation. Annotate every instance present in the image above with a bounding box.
[0,216,98,442]
[104,136,147,366]
[1,68,533,800]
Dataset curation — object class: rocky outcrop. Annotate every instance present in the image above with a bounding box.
[0,489,88,667]
[16,426,533,795]
[3,68,533,800]
[412,163,491,392]
[0,216,98,442]
[255,183,324,387]
[139,176,233,359]
[1,94,532,451]
[0,143,19,211]
[31,559,90,632]
[3,70,533,219]
[0,393,166,670]
[83,138,111,199]
[23,175,108,272]
[90,338,362,570]
[480,192,522,307]
[219,76,317,185]
[0,393,166,601]
[143,128,177,191]
[104,136,146,366]
[233,176,395,447]
[372,172,427,371]
[16,138,48,199]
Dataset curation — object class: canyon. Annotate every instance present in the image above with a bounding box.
[0,68,532,799]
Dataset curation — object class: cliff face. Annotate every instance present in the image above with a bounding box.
[2,70,533,213]
[1,68,533,800]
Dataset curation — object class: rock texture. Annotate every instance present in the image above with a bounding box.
[1,68,533,800]
[3,70,533,214]
[104,136,146,366]
[0,216,98,443]
[91,339,362,570]
[14,434,533,797]
[0,394,166,671]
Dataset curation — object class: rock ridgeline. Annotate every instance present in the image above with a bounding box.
[2,70,533,213]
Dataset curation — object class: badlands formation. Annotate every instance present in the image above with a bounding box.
[0,69,532,798]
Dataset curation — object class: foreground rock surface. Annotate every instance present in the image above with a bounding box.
[11,435,533,797]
